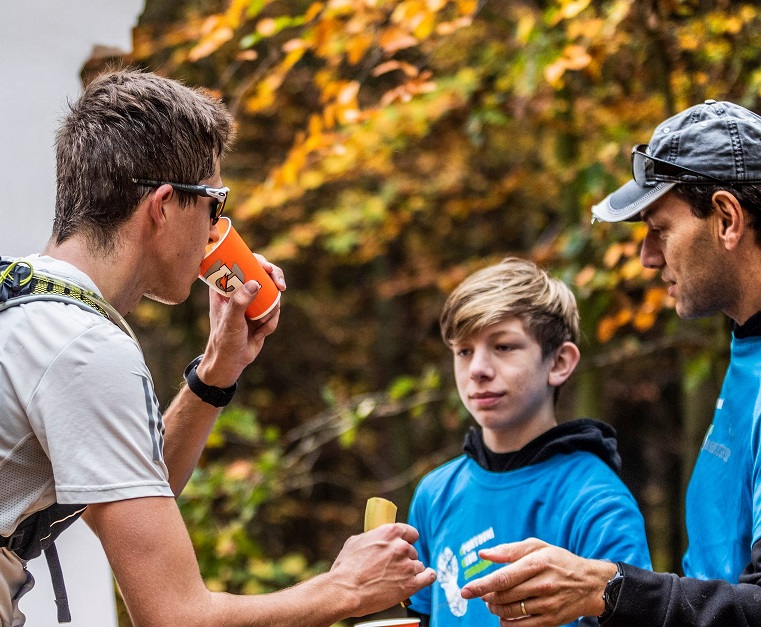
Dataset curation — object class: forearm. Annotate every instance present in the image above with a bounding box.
[603,564,761,627]
[162,384,222,495]
[204,570,358,627]
[96,499,430,627]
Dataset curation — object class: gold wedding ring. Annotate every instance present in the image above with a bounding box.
[520,600,528,616]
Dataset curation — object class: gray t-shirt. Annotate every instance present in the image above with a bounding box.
[0,255,172,537]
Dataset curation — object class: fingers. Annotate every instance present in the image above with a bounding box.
[229,280,260,312]
[412,567,437,591]
[252,305,280,341]
[254,254,286,291]
[394,522,421,544]
[478,538,549,564]
[461,539,548,600]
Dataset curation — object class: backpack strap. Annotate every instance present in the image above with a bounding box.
[0,503,87,623]
[0,257,140,347]
[1,257,138,623]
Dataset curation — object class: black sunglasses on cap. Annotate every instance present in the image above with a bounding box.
[132,178,229,225]
[631,144,731,186]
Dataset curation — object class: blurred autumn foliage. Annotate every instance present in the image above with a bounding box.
[104,0,761,623]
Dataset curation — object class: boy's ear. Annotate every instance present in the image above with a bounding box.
[547,342,580,387]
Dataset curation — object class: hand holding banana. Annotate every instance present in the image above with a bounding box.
[365,497,411,609]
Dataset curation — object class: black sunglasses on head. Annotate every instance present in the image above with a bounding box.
[631,144,730,186]
[132,178,229,224]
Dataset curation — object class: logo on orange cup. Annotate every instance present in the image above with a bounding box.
[202,260,246,294]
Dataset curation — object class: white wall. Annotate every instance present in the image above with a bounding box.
[0,1,145,624]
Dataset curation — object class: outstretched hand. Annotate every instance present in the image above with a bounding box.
[460,538,615,626]
[330,523,436,616]
[199,255,285,387]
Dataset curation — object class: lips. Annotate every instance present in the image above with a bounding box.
[470,391,505,408]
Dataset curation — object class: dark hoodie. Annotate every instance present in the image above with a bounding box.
[462,418,622,474]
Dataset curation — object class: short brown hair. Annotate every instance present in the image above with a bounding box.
[53,69,236,250]
[440,257,579,356]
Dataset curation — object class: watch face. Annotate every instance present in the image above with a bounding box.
[604,572,624,611]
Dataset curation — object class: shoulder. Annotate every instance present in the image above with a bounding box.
[545,451,631,495]
[419,455,469,482]
[413,455,470,497]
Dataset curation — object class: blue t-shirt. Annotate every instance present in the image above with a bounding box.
[408,452,651,627]
[683,333,761,581]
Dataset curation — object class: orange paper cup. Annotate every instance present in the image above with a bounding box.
[199,217,280,320]
[354,620,420,627]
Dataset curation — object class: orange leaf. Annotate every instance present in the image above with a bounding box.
[563,45,592,71]
[188,24,234,62]
[574,265,596,287]
[379,25,419,53]
[597,316,618,343]
[633,311,656,332]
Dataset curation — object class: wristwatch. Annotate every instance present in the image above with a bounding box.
[183,354,238,407]
[600,562,624,621]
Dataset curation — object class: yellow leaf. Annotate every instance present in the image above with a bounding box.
[559,0,591,20]
[225,0,251,29]
[516,13,535,45]
[413,12,436,39]
[603,242,623,268]
[305,2,325,21]
[620,257,642,280]
[346,32,373,65]
[544,59,567,87]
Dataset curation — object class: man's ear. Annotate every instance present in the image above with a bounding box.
[143,183,174,226]
[713,190,745,251]
[548,341,580,387]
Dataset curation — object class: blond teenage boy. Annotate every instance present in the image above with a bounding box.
[406,258,651,627]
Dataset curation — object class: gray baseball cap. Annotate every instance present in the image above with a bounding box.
[592,100,761,222]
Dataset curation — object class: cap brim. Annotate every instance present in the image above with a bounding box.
[591,179,676,222]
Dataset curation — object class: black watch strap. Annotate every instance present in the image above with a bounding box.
[600,562,624,621]
[183,354,237,407]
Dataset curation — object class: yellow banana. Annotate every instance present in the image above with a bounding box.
[364,497,410,607]
[364,497,398,531]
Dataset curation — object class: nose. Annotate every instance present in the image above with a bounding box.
[470,347,495,381]
[640,229,664,269]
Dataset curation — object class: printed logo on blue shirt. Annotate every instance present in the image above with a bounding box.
[436,527,496,618]
[701,424,731,462]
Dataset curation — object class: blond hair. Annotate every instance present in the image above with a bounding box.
[440,257,579,356]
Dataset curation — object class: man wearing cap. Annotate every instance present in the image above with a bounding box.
[457,99,761,626]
